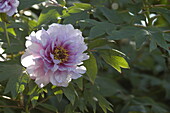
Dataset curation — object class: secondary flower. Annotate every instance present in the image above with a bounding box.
[0,0,19,16]
[21,24,89,88]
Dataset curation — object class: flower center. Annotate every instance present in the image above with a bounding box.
[53,47,68,63]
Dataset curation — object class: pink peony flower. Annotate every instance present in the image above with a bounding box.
[0,0,19,16]
[21,24,89,88]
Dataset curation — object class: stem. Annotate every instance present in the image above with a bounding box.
[3,22,10,47]
[0,105,23,109]
[145,4,170,8]
[26,105,30,113]
[163,30,170,33]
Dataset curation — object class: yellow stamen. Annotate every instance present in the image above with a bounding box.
[53,47,69,63]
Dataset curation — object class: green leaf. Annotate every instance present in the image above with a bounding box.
[0,62,22,98]
[54,89,63,95]
[63,85,76,105]
[67,3,92,14]
[101,55,129,73]
[99,7,123,24]
[63,11,89,25]
[135,29,150,49]
[127,2,143,15]
[65,104,74,113]
[77,98,88,112]
[128,105,147,113]
[149,39,157,52]
[74,77,83,90]
[88,38,114,50]
[38,7,62,26]
[98,49,126,57]
[162,81,170,99]
[73,3,92,10]
[57,0,66,6]
[4,37,25,54]
[0,62,22,82]
[108,26,140,40]
[27,80,38,95]
[164,33,170,41]
[96,94,113,113]
[39,103,58,112]
[4,76,18,98]
[19,0,44,10]
[96,76,124,97]
[84,52,97,83]
[148,27,168,51]
[89,22,115,38]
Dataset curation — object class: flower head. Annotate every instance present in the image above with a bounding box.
[21,24,89,88]
[0,0,19,16]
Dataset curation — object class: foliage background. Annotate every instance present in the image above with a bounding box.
[0,0,170,113]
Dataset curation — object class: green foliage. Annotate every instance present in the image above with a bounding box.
[84,52,97,83]
[0,0,170,113]
[38,6,63,26]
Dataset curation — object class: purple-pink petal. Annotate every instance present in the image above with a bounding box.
[21,24,89,88]
[0,0,19,16]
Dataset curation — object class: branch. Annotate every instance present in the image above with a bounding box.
[0,105,23,109]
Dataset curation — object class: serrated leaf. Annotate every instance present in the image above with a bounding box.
[84,52,97,83]
[63,85,76,105]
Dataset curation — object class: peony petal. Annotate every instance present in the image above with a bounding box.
[34,69,52,88]
[75,66,86,74]
[21,23,89,88]
[70,72,82,79]
[21,50,35,67]
[0,0,19,16]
